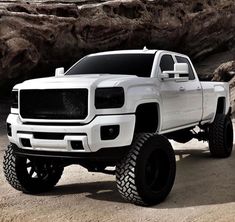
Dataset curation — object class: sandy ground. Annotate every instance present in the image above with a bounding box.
[0,101,234,222]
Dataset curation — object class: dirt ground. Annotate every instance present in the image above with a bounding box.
[0,101,234,222]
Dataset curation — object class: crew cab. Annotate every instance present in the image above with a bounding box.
[4,49,233,206]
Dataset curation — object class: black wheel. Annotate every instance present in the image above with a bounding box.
[116,133,176,206]
[3,144,64,193]
[209,114,233,158]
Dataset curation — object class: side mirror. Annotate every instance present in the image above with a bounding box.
[160,63,189,81]
[55,67,64,77]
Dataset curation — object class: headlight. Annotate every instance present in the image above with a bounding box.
[95,87,124,109]
[11,90,19,109]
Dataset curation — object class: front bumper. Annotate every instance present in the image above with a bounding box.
[7,114,135,153]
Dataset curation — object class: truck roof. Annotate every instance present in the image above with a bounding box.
[88,49,188,58]
[89,49,158,56]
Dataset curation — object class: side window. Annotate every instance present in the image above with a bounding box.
[175,56,195,80]
[160,55,175,72]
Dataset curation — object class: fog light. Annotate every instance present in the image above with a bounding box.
[21,138,31,147]
[71,141,84,150]
[6,123,12,137]
[101,125,120,140]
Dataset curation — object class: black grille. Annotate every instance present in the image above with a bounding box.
[33,132,65,140]
[20,89,88,119]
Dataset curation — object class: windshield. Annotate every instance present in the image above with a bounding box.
[66,54,155,77]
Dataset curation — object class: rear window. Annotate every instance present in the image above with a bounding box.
[66,54,155,77]
[160,54,175,72]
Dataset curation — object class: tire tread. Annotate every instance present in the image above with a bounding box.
[116,133,175,206]
[209,114,233,158]
[3,144,63,193]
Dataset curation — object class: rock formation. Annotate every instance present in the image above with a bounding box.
[0,0,234,94]
[212,60,235,82]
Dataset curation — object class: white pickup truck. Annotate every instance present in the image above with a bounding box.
[4,49,233,206]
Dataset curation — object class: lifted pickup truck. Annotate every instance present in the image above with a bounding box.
[4,49,233,206]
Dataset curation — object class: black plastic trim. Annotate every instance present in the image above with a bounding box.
[17,131,87,137]
[12,143,129,161]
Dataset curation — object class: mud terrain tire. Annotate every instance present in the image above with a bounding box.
[209,114,233,158]
[3,144,64,193]
[116,133,176,206]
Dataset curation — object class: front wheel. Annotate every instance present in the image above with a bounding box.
[208,114,233,158]
[116,133,176,206]
[3,144,64,193]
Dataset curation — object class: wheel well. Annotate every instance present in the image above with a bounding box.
[134,103,159,133]
[216,97,225,114]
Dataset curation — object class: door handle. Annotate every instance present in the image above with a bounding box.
[179,86,185,91]
[197,87,201,91]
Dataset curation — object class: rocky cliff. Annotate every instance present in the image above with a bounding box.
[0,0,234,94]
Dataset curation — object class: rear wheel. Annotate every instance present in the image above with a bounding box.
[3,144,64,193]
[209,114,233,158]
[116,133,176,206]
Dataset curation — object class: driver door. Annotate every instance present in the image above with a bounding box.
[159,54,190,131]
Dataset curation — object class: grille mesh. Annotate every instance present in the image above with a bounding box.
[20,89,88,120]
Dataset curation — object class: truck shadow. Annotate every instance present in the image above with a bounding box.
[158,147,235,208]
[42,146,235,208]
[50,180,125,203]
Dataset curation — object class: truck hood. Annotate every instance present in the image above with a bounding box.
[14,74,139,90]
